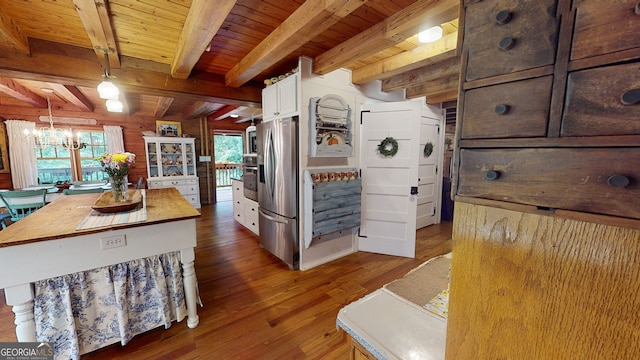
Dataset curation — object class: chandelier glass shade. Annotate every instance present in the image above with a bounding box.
[23,89,85,150]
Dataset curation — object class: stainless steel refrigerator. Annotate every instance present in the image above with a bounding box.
[257,116,299,270]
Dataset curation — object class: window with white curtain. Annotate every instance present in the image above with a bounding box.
[35,130,108,184]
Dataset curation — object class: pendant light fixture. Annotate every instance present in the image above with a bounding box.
[97,50,120,100]
[96,48,123,112]
[23,89,85,150]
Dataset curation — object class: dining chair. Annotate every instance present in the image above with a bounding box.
[0,212,11,229]
[0,189,48,223]
[135,177,144,190]
[63,188,105,195]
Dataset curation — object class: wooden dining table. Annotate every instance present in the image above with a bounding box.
[0,187,201,342]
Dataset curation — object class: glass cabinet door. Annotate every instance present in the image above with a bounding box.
[160,141,184,176]
[185,143,195,176]
[147,141,159,177]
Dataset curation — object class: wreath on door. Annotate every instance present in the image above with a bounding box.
[423,142,434,158]
[377,136,398,157]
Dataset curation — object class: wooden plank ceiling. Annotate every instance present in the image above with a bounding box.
[0,0,460,123]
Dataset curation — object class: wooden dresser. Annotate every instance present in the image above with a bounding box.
[448,0,640,358]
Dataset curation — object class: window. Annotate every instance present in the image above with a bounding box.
[36,130,109,184]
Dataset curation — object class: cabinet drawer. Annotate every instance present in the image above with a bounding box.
[462,76,552,139]
[571,0,640,61]
[463,0,559,81]
[457,148,640,219]
[562,62,640,136]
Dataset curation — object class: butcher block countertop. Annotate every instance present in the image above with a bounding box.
[0,188,200,247]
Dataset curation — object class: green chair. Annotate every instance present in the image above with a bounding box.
[0,189,48,223]
[63,188,105,195]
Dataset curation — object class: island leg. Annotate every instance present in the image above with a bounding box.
[180,248,200,328]
[4,284,37,342]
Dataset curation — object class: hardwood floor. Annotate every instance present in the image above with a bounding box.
[0,201,452,359]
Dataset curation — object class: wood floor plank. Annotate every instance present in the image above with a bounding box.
[0,199,452,359]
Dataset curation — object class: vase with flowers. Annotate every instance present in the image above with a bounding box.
[96,152,136,202]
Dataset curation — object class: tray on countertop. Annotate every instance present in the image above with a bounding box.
[92,190,143,213]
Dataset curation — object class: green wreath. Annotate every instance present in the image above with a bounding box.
[423,142,433,157]
[377,136,398,157]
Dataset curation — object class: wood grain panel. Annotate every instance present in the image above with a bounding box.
[447,202,640,359]
[457,147,640,219]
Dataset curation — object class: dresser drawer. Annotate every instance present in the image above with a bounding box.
[571,0,640,61]
[463,0,559,81]
[462,76,552,139]
[457,148,640,219]
[562,62,640,136]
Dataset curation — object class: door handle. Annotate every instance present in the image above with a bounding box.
[410,186,418,195]
[259,208,288,224]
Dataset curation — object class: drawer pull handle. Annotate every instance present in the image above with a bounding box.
[607,175,630,188]
[495,10,513,25]
[636,2,640,16]
[485,170,501,181]
[621,89,640,105]
[499,37,516,50]
[494,104,510,115]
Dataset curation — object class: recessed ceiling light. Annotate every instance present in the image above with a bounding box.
[418,26,443,43]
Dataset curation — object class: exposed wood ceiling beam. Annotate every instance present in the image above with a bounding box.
[0,10,29,53]
[0,77,46,108]
[185,101,222,119]
[406,73,459,104]
[72,0,120,68]
[313,0,459,75]
[154,97,175,118]
[210,105,239,121]
[0,40,262,107]
[171,0,236,80]
[46,83,94,112]
[351,32,458,85]
[381,55,460,92]
[225,0,366,88]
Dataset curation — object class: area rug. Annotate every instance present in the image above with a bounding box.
[383,253,451,318]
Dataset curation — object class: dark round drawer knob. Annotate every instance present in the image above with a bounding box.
[485,170,501,181]
[494,104,510,115]
[499,37,516,50]
[496,10,513,25]
[607,175,630,188]
[620,89,640,105]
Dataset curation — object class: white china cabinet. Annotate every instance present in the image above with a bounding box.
[144,136,200,208]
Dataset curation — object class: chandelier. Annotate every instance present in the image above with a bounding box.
[23,89,86,150]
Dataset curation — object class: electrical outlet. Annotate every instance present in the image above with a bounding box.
[100,234,126,250]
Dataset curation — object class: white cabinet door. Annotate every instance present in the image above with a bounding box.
[262,85,278,120]
[277,75,298,117]
[261,73,298,121]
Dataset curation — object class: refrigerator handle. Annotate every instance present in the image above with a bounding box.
[265,129,275,199]
[259,208,288,224]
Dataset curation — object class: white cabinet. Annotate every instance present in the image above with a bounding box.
[144,136,200,208]
[262,73,299,121]
[231,179,259,235]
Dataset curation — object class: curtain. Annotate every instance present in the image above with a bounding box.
[103,125,124,153]
[4,120,38,189]
[34,251,186,360]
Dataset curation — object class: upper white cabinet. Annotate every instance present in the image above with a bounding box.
[143,136,200,208]
[262,73,299,121]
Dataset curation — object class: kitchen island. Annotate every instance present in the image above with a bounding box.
[0,188,201,352]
